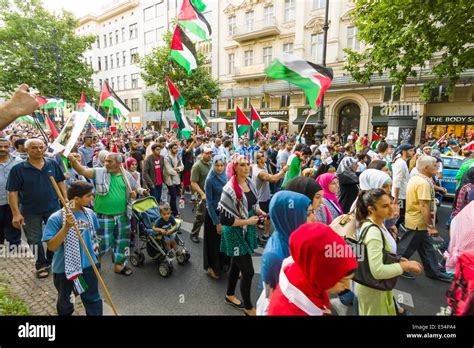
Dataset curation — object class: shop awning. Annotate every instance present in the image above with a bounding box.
[293,114,318,125]
[371,116,388,126]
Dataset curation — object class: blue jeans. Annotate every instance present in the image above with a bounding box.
[24,211,55,270]
[151,185,163,203]
[0,204,21,246]
[53,266,103,316]
[398,229,442,277]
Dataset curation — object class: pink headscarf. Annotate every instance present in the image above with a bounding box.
[229,154,248,212]
[446,201,474,272]
[316,173,342,212]
[123,157,137,171]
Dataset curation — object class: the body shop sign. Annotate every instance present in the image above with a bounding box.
[426,116,474,125]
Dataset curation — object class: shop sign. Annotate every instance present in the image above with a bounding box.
[425,116,474,125]
[374,103,421,119]
[259,110,289,118]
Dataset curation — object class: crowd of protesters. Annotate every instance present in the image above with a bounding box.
[1,85,473,316]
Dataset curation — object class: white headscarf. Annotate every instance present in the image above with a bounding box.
[359,169,392,190]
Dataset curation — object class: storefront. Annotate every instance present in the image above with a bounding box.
[424,115,474,139]
[294,107,318,140]
[218,109,289,134]
[371,106,388,137]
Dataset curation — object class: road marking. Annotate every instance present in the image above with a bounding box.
[394,289,414,307]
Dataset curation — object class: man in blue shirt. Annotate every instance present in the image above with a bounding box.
[6,138,66,279]
[78,135,94,168]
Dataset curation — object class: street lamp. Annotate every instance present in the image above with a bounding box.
[314,0,330,141]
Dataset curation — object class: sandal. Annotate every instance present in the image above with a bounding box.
[225,296,244,310]
[115,266,133,276]
[36,267,49,279]
[207,267,219,279]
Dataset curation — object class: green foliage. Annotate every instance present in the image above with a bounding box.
[0,0,98,102]
[344,0,474,100]
[140,30,220,111]
[0,277,30,316]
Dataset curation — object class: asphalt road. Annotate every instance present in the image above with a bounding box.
[99,195,454,316]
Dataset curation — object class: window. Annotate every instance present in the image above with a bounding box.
[116,53,120,67]
[156,26,165,44]
[130,48,139,64]
[261,95,270,109]
[111,77,115,89]
[281,95,291,107]
[228,16,236,36]
[131,73,139,89]
[144,30,155,44]
[383,86,401,102]
[227,98,234,109]
[131,98,139,112]
[228,53,235,74]
[311,33,324,63]
[284,0,295,22]
[104,56,108,70]
[243,97,250,109]
[430,86,449,103]
[129,23,138,39]
[144,5,155,21]
[263,47,273,67]
[283,42,293,54]
[123,75,128,89]
[115,30,119,44]
[109,32,113,46]
[103,34,107,47]
[117,76,121,90]
[110,54,114,69]
[98,57,102,71]
[123,51,126,66]
[96,35,100,48]
[244,50,253,66]
[313,0,326,9]
[245,11,254,31]
[121,27,126,42]
[124,99,128,107]
[264,6,274,26]
[99,79,103,89]
[347,26,360,50]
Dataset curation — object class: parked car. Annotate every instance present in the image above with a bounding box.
[440,155,465,197]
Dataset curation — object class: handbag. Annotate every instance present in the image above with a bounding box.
[330,203,356,239]
[346,223,401,291]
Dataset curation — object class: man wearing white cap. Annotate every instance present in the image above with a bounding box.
[189,145,213,243]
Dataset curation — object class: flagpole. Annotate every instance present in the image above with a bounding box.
[291,109,314,153]
[160,57,172,132]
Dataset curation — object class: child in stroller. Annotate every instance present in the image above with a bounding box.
[152,203,182,258]
[130,196,190,277]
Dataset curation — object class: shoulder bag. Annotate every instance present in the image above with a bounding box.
[345,223,401,291]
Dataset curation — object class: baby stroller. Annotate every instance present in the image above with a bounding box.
[130,196,190,277]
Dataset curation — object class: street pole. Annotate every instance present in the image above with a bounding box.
[314,0,330,141]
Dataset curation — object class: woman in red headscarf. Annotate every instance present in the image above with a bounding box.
[268,222,357,316]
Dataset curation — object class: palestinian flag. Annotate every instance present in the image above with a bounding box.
[78,91,106,123]
[462,140,474,152]
[99,80,130,121]
[166,78,193,140]
[196,107,208,128]
[36,96,65,109]
[370,132,381,151]
[178,0,212,42]
[248,112,255,146]
[233,106,252,149]
[171,121,178,133]
[256,129,266,140]
[282,152,302,189]
[16,116,36,124]
[171,26,197,76]
[265,53,333,111]
[191,0,206,12]
[250,105,261,131]
[77,90,86,110]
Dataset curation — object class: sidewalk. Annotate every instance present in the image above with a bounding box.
[0,248,113,315]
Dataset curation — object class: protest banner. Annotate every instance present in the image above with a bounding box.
[50,111,89,156]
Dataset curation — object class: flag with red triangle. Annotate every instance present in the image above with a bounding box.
[170,25,197,76]
[370,132,381,150]
[100,80,130,120]
[78,90,86,110]
[250,105,261,131]
[233,106,251,149]
[44,113,59,139]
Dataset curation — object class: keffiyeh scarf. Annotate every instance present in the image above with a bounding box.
[62,207,98,295]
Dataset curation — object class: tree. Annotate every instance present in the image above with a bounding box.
[344,0,474,100]
[0,0,97,103]
[140,30,220,112]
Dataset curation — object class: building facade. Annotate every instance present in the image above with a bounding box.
[217,0,473,144]
[77,0,221,129]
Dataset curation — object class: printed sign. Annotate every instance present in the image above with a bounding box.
[50,112,89,156]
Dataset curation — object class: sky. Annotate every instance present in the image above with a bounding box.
[43,0,115,18]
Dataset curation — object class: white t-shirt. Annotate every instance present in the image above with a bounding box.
[391,158,410,200]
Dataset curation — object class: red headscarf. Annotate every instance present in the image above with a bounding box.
[268,223,357,316]
[229,155,248,213]
[123,157,137,171]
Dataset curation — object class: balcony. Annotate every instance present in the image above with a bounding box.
[233,63,267,81]
[232,17,280,43]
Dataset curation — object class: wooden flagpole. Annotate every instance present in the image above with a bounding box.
[48,177,119,316]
